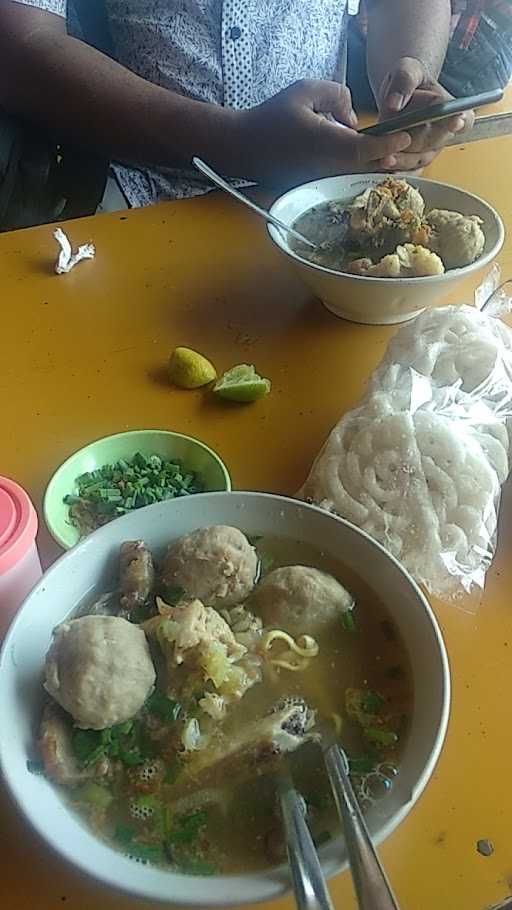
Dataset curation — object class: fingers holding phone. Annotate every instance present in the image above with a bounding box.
[381,88,471,171]
[364,67,501,172]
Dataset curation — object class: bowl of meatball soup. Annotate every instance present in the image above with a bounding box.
[0,491,449,906]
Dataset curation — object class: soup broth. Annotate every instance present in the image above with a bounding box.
[35,532,413,876]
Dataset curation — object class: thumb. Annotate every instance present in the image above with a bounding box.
[294,79,358,128]
[380,57,425,113]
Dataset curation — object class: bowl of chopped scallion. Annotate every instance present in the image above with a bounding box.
[43,430,231,549]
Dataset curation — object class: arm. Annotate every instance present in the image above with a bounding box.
[0,2,236,171]
[0,1,411,187]
[365,0,472,172]
[366,0,450,107]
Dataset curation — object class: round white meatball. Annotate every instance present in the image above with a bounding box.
[251,566,354,635]
[427,209,485,269]
[44,615,156,730]
[162,526,258,606]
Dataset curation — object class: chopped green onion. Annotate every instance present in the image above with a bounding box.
[164,758,182,785]
[167,827,199,845]
[178,861,217,876]
[72,729,106,767]
[179,810,208,831]
[362,691,385,715]
[167,810,208,846]
[114,824,165,864]
[115,824,136,844]
[72,720,153,768]
[348,754,378,776]
[64,452,204,537]
[341,611,355,632]
[117,745,145,767]
[259,553,274,575]
[76,782,113,809]
[132,794,162,813]
[146,692,182,723]
[365,727,398,748]
[114,720,134,736]
[127,842,165,863]
[162,806,174,838]
[345,687,386,729]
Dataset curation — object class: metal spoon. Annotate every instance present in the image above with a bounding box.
[279,784,335,910]
[192,157,316,249]
[324,743,401,910]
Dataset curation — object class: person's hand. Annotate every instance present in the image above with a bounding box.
[377,57,475,172]
[226,79,412,187]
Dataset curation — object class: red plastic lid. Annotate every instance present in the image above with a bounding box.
[0,477,38,575]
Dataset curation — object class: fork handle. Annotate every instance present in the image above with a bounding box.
[324,744,401,910]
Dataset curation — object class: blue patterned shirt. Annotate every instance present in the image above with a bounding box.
[13,0,357,204]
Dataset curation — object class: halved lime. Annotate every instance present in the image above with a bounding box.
[213,364,271,402]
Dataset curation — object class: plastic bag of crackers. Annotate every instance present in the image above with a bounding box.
[298,267,512,600]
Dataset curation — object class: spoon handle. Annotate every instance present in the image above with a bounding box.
[324,744,401,910]
[279,785,335,910]
[192,158,315,249]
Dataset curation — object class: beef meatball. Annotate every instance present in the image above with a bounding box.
[162,526,258,606]
[426,209,485,269]
[44,615,155,729]
[251,566,354,635]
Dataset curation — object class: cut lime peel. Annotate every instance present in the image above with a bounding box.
[213,364,271,403]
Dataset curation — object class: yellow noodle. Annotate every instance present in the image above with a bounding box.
[263,629,319,672]
[263,630,319,658]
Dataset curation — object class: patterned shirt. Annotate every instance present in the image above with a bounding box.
[356,1,511,50]
[12,0,358,205]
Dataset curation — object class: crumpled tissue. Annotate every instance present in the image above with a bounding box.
[54,227,95,275]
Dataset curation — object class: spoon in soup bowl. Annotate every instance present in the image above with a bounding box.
[280,741,401,910]
[323,743,401,910]
[192,157,317,250]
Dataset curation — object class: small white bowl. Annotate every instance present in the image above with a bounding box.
[0,492,449,907]
[268,174,505,325]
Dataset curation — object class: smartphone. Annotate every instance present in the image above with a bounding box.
[359,88,503,137]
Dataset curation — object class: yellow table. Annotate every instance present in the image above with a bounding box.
[2,118,512,910]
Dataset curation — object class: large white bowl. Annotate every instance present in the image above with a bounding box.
[0,492,449,907]
[268,174,504,325]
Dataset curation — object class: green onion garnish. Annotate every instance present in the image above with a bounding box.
[64,451,204,536]
[341,611,355,632]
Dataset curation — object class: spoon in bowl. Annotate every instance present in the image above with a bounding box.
[192,157,317,250]
[323,743,401,910]
[280,739,401,910]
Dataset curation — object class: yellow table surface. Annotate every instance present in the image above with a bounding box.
[2,102,512,910]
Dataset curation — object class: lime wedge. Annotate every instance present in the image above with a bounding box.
[213,364,271,402]
[168,347,217,389]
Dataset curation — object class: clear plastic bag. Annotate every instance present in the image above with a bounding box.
[298,271,512,600]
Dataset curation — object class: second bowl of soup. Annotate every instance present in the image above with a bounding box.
[267,174,504,325]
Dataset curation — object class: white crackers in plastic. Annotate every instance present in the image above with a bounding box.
[299,305,512,597]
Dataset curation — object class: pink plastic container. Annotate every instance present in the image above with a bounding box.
[0,477,42,626]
